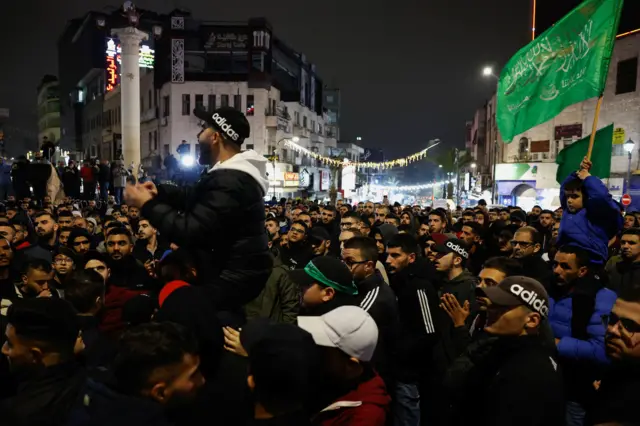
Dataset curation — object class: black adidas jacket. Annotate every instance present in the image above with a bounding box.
[389,257,440,382]
[355,273,399,383]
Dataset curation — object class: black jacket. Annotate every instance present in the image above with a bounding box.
[107,256,157,291]
[586,363,640,426]
[355,273,399,384]
[0,362,86,426]
[131,239,170,265]
[389,257,440,382]
[448,335,564,426]
[141,157,272,311]
[518,254,553,290]
[65,379,171,426]
[607,259,640,295]
[433,270,478,374]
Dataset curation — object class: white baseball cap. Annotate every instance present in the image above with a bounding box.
[297,306,378,362]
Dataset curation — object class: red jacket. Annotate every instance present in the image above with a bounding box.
[99,284,146,334]
[312,373,390,426]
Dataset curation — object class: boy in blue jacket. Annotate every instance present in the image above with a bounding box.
[558,157,622,264]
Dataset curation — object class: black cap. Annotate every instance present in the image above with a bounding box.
[6,298,79,348]
[82,250,106,266]
[433,238,470,260]
[477,276,550,318]
[240,318,317,403]
[510,210,527,223]
[193,106,250,145]
[309,227,331,243]
[289,257,358,295]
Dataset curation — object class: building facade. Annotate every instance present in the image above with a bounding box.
[467,31,640,210]
[37,76,61,146]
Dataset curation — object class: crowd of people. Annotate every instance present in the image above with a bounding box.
[0,107,639,426]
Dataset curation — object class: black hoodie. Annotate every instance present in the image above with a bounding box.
[389,257,440,382]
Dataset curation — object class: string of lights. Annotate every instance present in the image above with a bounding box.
[369,179,454,192]
[284,139,440,169]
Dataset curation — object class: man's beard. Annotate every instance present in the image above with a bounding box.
[198,141,212,166]
[38,231,54,243]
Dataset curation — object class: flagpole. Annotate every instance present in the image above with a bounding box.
[586,95,604,161]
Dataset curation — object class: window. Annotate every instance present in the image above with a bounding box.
[153,131,158,150]
[234,94,241,110]
[148,132,153,151]
[295,111,300,126]
[182,94,191,115]
[616,57,638,95]
[149,90,153,109]
[221,95,229,107]
[163,96,170,117]
[154,90,158,110]
[311,120,316,132]
[164,144,170,155]
[303,116,308,128]
[195,94,204,110]
[612,144,625,156]
[319,124,323,135]
[246,95,254,115]
[326,95,334,102]
[208,94,216,112]
[246,144,254,150]
[140,96,144,113]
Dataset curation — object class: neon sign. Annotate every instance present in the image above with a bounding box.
[105,37,155,92]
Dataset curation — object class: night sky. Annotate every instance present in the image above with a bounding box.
[0,0,531,157]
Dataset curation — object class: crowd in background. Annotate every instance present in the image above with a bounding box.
[0,157,637,426]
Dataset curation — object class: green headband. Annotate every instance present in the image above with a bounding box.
[304,262,358,296]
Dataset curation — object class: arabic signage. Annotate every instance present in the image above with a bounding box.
[105,38,155,93]
[204,31,249,51]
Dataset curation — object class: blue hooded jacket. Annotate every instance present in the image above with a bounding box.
[558,173,622,263]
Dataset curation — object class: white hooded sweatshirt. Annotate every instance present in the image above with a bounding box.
[209,150,270,195]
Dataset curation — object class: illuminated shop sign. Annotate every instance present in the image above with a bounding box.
[105,37,155,92]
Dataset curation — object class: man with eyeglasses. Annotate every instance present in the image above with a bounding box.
[550,245,617,426]
[340,211,362,232]
[510,227,553,290]
[587,286,640,425]
[52,247,76,296]
[278,220,313,270]
[342,236,399,387]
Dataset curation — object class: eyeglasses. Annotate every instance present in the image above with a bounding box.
[510,240,534,248]
[341,222,356,228]
[602,313,640,334]
[343,259,368,268]
[54,258,73,265]
[289,227,306,235]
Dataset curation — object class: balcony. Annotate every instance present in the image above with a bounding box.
[294,127,311,139]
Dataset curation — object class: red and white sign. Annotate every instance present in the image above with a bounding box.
[622,194,632,206]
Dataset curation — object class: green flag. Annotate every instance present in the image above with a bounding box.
[497,0,624,143]
[555,124,613,184]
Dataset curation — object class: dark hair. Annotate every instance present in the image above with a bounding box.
[564,178,586,195]
[0,223,15,232]
[622,228,640,238]
[309,206,320,213]
[343,236,378,262]
[515,226,542,245]
[68,228,91,246]
[428,210,447,225]
[24,259,53,275]
[489,208,499,213]
[58,210,73,218]
[265,217,279,225]
[385,214,399,223]
[342,211,361,221]
[113,322,199,395]
[64,270,105,314]
[322,205,336,214]
[387,233,420,256]
[106,227,133,243]
[33,211,56,222]
[462,210,475,218]
[533,205,542,210]
[483,256,523,277]
[6,298,79,359]
[540,209,554,216]
[360,213,373,224]
[462,221,483,236]
[499,208,509,214]
[290,220,308,233]
[557,245,591,268]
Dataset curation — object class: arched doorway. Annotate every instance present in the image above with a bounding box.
[512,183,537,211]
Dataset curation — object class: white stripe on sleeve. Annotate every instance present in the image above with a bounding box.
[417,289,435,334]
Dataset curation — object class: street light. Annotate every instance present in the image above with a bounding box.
[624,139,635,195]
[438,164,443,168]
[471,163,477,169]
[482,66,499,81]
[356,136,362,141]
[292,136,300,143]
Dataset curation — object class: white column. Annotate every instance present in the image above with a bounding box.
[111,27,148,168]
